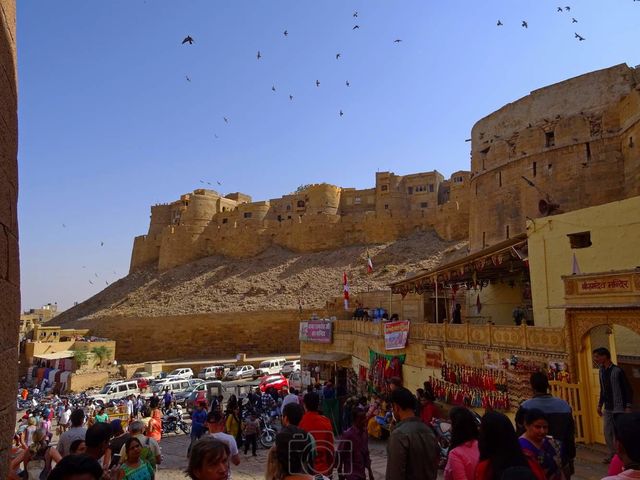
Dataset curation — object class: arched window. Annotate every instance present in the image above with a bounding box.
[297,200,305,208]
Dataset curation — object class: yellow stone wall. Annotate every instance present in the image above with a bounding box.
[528,195,640,327]
[469,63,640,252]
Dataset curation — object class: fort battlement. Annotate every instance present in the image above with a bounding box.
[130,170,470,271]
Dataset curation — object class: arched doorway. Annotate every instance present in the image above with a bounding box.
[576,320,640,444]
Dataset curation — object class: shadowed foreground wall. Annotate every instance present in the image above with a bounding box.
[61,310,305,362]
[0,0,18,477]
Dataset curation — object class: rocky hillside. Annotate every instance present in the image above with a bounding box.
[54,231,467,323]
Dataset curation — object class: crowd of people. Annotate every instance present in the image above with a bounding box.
[10,345,637,480]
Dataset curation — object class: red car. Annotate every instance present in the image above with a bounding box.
[259,374,289,393]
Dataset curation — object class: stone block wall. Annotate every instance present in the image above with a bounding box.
[0,1,17,477]
[65,310,306,363]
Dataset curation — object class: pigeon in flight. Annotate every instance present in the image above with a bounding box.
[182,36,194,45]
[336,53,341,59]
[339,110,344,117]
[289,94,294,101]
[353,25,360,30]
[200,180,205,184]
[256,51,262,60]
[572,17,578,23]
[89,280,94,285]
[522,20,528,28]
[316,80,320,87]
[185,75,191,82]
[497,20,503,26]
[283,30,288,37]
[393,39,402,43]
[353,11,358,17]
[95,273,99,277]
[100,241,104,247]
[207,182,212,185]
[575,32,585,41]
[217,181,222,186]
[223,117,229,123]
[565,6,571,11]
[345,80,350,87]
[214,134,219,139]
[272,85,276,92]
[557,6,563,12]
[62,223,67,228]
[105,281,109,286]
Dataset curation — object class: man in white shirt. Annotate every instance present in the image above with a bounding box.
[59,405,72,433]
[57,409,87,457]
[125,396,134,419]
[206,411,240,479]
[281,388,300,410]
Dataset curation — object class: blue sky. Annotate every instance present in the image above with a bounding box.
[17,1,639,310]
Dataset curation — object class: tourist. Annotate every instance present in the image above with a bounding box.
[147,398,163,443]
[107,419,130,468]
[94,406,109,423]
[59,403,72,433]
[20,427,62,479]
[206,411,241,478]
[387,377,402,392]
[337,408,373,480]
[242,411,260,456]
[261,388,276,416]
[57,409,87,457]
[116,437,154,480]
[443,407,479,480]
[272,426,321,480]
[225,396,240,441]
[452,303,462,324]
[119,421,162,470]
[601,412,640,479]
[282,403,305,430]
[47,454,104,480]
[69,439,87,455]
[475,411,544,480]
[85,422,113,470]
[126,396,134,420]
[23,417,37,448]
[518,371,576,477]
[512,306,526,326]
[322,381,336,400]
[265,445,284,480]
[385,387,438,480]
[519,409,564,480]
[419,391,440,425]
[300,391,335,477]
[593,347,634,464]
[281,388,300,410]
[191,402,209,449]
[187,437,230,480]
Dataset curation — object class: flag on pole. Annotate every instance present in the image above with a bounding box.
[366,251,374,274]
[343,272,350,310]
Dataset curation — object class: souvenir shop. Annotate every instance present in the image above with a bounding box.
[27,351,75,393]
[301,352,351,392]
[368,349,405,394]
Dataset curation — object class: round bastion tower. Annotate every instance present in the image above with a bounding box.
[304,184,341,216]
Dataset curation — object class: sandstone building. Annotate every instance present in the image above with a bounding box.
[130,170,470,271]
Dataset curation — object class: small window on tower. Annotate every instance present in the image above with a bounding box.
[244,212,252,219]
[222,218,228,224]
[545,131,555,148]
[381,185,388,192]
[384,204,389,210]
[408,186,414,194]
[297,200,305,208]
[420,202,428,208]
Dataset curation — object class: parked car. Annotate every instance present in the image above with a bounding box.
[184,380,222,412]
[147,378,193,397]
[167,368,194,379]
[223,365,256,381]
[280,360,301,376]
[198,365,226,380]
[131,371,154,381]
[91,380,139,404]
[258,374,289,393]
[188,378,205,387]
[256,358,287,376]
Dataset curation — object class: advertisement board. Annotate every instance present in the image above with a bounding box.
[383,320,410,350]
[299,320,333,343]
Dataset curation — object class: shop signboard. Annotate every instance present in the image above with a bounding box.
[384,320,411,350]
[299,320,333,343]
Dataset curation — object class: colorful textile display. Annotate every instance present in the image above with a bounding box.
[441,362,508,392]
[430,377,510,410]
[368,350,405,394]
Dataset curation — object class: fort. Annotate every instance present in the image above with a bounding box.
[130,170,471,271]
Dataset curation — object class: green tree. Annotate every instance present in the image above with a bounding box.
[91,346,111,367]
[73,350,88,368]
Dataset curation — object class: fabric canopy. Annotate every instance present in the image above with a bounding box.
[33,350,75,360]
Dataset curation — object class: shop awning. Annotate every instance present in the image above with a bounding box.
[33,350,75,360]
[301,352,351,362]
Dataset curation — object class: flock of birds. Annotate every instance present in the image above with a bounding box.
[180,9,403,130]
[497,5,586,41]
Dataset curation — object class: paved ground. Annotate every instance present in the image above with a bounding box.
[155,431,610,480]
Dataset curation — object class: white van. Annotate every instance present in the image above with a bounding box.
[149,378,193,396]
[91,381,139,404]
[257,358,287,376]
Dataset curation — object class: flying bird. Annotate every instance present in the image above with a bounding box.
[185,75,191,82]
[207,182,212,185]
[522,21,528,28]
[353,11,358,17]
[345,80,350,87]
[89,280,94,285]
[557,6,563,12]
[199,180,205,183]
[223,117,229,123]
[289,94,293,101]
[105,281,109,286]
[182,36,194,45]
[565,6,571,11]
[497,20,503,26]
[100,241,104,247]
[572,17,578,23]
[283,30,288,37]
[336,53,341,59]
[393,39,402,43]
[214,134,219,139]
[315,80,320,87]
[62,223,66,228]
[217,181,222,186]
[256,50,262,60]
[352,25,360,30]
[272,85,276,92]
[575,32,585,41]
[339,110,344,117]
[94,273,98,277]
